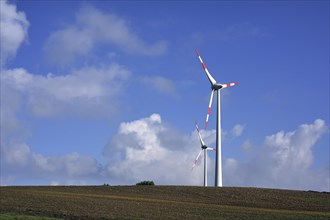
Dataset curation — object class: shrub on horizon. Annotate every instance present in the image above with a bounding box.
[136,181,155,186]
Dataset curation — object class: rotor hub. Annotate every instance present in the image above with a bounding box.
[211,84,223,90]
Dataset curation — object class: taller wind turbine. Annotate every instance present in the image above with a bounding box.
[195,50,238,187]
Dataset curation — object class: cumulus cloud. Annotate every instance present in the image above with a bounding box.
[241,140,253,151]
[1,113,215,186]
[103,114,216,185]
[1,62,131,185]
[0,0,29,66]
[3,142,31,166]
[1,64,130,117]
[222,123,245,141]
[1,109,328,190]
[224,119,329,191]
[33,152,100,177]
[1,141,101,183]
[44,5,167,65]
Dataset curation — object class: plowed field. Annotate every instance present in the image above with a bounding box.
[1,186,329,219]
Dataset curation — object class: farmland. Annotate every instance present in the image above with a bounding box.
[1,186,329,219]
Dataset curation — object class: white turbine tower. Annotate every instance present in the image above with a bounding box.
[195,50,238,187]
[191,121,215,187]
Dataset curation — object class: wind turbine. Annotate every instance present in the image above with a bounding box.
[195,50,238,187]
[192,121,215,187]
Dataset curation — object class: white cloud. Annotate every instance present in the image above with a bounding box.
[3,142,31,166]
[1,62,131,185]
[224,119,329,191]
[266,119,327,172]
[231,124,245,137]
[222,123,245,141]
[219,22,267,40]
[103,114,215,185]
[0,0,29,66]
[1,141,101,180]
[50,181,60,186]
[1,113,211,186]
[0,76,26,143]
[1,110,328,190]
[241,140,253,151]
[117,113,167,162]
[33,152,100,177]
[0,176,16,186]
[1,113,207,185]
[1,64,130,117]
[44,5,167,65]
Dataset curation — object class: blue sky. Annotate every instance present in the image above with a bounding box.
[1,0,329,190]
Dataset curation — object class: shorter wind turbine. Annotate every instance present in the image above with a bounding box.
[192,121,215,187]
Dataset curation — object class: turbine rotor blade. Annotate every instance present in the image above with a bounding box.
[195,50,217,86]
[191,149,203,171]
[205,90,215,129]
[207,147,216,151]
[221,82,238,89]
[195,121,205,146]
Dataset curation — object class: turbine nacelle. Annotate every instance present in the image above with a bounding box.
[212,82,238,91]
[211,83,223,90]
[201,145,208,149]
